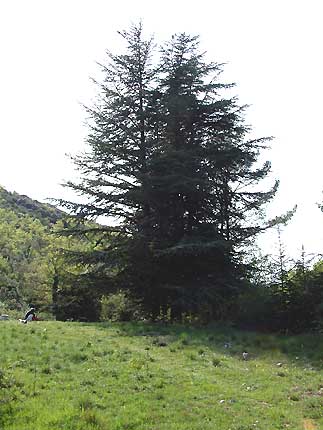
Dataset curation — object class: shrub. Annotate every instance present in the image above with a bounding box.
[100,291,142,322]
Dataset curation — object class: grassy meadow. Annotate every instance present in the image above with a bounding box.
[1,321,323,430]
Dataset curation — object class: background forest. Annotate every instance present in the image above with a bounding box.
[1,25,323,333]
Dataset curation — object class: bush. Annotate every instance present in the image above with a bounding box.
[54,283,101,322]
[0,303,22,320]
[236,285,274,330]
[100,291,142,322]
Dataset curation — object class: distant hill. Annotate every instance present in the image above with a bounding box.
[0,186,65,226]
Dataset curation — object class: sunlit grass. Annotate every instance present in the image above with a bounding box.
[1,320,323,429]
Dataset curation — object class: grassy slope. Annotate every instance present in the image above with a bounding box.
[1,322,323,430]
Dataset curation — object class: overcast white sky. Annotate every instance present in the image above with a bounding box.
[0,0,322,258]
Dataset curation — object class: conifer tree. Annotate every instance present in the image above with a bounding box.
[61,25,283,320]
[131,33,281,318]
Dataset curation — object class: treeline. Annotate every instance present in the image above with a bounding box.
[56,24,285,324]
[0,191,101,321]
[1,189,323,332]
[239,241,323,332]
[1,24,323,332]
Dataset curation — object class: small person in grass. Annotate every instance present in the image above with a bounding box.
[20,307,37,324]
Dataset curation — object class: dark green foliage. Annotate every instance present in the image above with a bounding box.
[58,24,282,321]
[270,260,323,332]
[235,285,276,331]
[100,291,143,322]
[52,284,98,321]
[236,245,323,333]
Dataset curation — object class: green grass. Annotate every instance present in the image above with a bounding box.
[1,321,323,429]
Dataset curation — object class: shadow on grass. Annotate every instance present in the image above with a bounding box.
[81,321,323,370]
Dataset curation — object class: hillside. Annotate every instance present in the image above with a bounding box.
[1,321,323,430]
[0,187,68,311]
[0,186,65,226]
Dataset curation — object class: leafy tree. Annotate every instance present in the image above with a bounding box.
[61,24,284,320]
[0,202,98,319]
[0,207,51,310]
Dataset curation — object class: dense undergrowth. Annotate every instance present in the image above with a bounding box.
[1,321,323,429]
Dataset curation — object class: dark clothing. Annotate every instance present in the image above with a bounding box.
[24,309,35,320]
